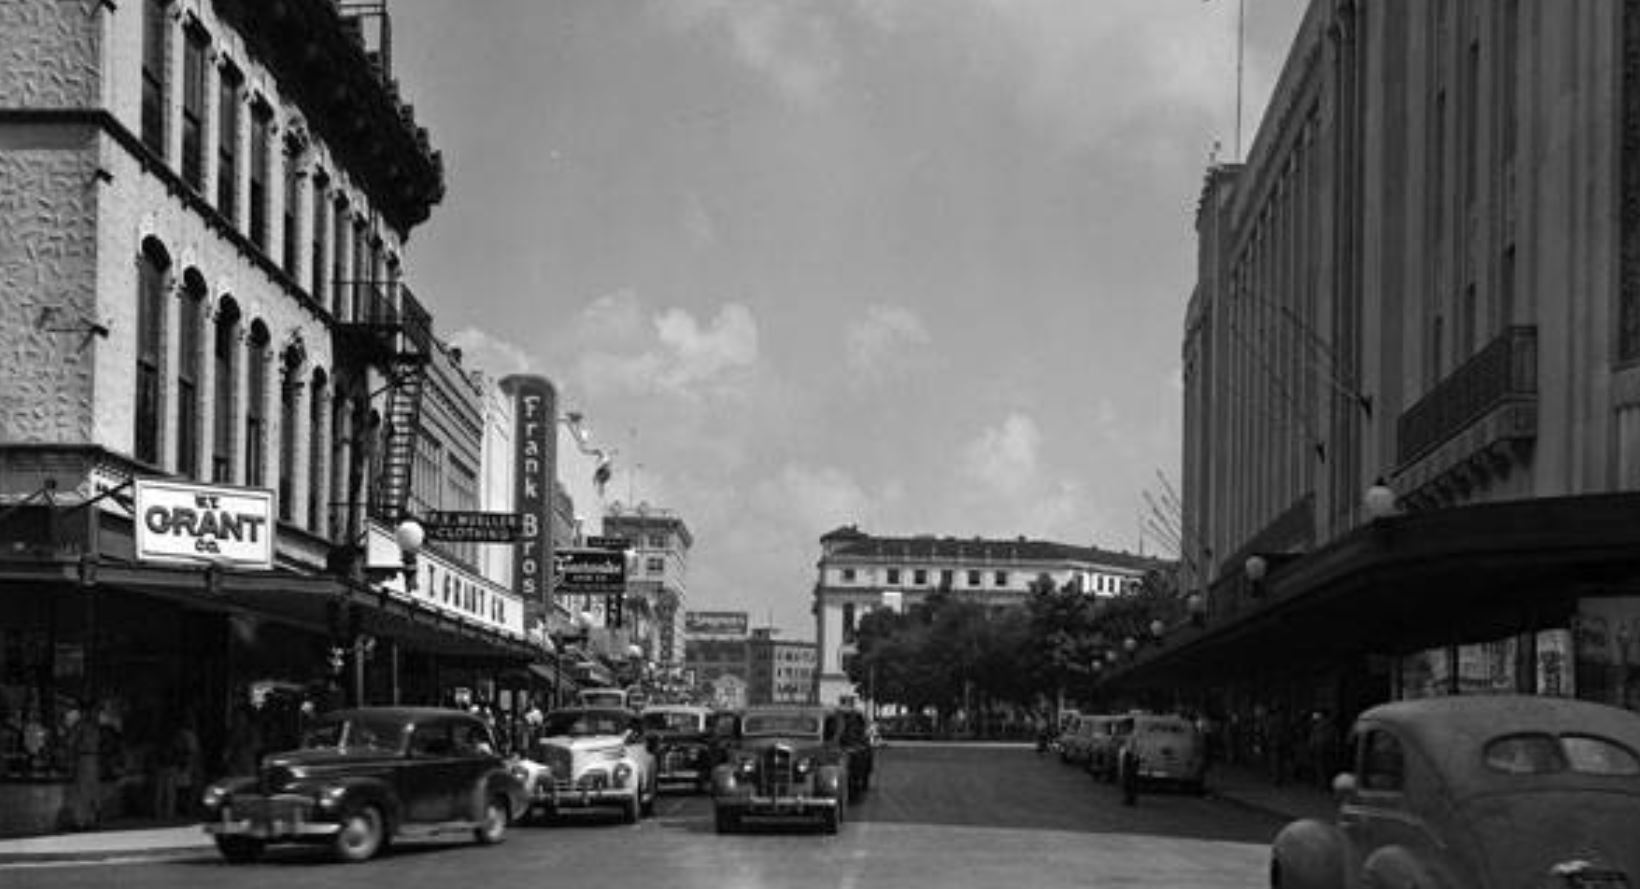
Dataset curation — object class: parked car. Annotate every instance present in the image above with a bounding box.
[1055,713,1084,762]
[641,704,719,793]
[1064,714,1115,768]
[512,706,657,824]
[1114,713,1207,794]
[1270,695,1640,889]
[711,706,851,834]
[199,706,526,864]
[1079,715,1125,780]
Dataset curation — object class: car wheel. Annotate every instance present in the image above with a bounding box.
[474,794,509,845]
[332,804,386,863]
[214,836,264,864]
[714,807,737,834]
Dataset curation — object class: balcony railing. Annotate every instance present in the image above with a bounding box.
[1396,325,1538,467]
[332,280,431,365]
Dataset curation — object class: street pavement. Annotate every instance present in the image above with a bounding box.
[0,749,1335,865]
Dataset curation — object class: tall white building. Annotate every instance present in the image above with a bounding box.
[811,526,1168,706]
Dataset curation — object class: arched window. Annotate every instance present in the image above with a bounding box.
[308,368,328,533]
[176,270,207,478]
[211,297,241,482]
[278,341,304,521]
[244,320,270,487]
[135,239,170,466]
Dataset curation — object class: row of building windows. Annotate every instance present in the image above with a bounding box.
[134,237,340,537]
[833,566,1137,593]
[140,0,402,327]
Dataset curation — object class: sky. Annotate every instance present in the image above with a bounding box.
[384,0,1310,640]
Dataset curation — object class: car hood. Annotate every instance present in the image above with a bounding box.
[737,737,828,756]
[1463,790,1640,886]
[536,735,629,754]
[263,748,404,770]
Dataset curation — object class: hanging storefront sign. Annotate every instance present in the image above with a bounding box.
[134,478,274,569]
[502,375,556,607]
[686,610,749,636]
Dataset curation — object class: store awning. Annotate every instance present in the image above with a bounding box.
[1106,492,1640,689]
[0,556,538,663]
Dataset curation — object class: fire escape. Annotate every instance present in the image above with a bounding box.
[333,279,432,531]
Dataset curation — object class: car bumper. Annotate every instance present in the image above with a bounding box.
[716,793,840,815]
[527,783,638,811]
[204,793,341,840]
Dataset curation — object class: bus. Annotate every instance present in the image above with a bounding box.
[577,687,632,709]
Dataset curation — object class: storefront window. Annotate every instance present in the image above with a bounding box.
[1535,628,1574,698]
[1456,638,1517,694]
[1575,599,1640,712]
[1398,646,1452,699]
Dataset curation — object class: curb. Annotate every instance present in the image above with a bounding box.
[0,845,213,866]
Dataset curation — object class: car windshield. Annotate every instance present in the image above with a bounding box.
[643,711,705,733]
[1483,732,1640,776]
[541,710,629,738]
[1140,722,1189,735]
[742,713,822,737]
[301,715,405,752]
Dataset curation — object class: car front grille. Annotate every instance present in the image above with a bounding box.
[758,745,795,795]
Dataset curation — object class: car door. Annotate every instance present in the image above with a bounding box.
[448,718,502,821]
[403,720,459,822]
[1339,726,1434,869]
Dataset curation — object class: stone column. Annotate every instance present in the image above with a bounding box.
[287,354,311,528]
[165,6,185,166]
[160,277,182,472]
[201,49,220,216]
[310,376,332,536]
[197,304,219,482]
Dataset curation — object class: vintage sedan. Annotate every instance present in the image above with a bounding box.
[1270,695,1640,889]
[1114,713,1207,794]
[711,706,850,834]
[512,707,657,823]
[641,704,721,793]
[199,707,526,864]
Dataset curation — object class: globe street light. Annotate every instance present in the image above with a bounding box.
[394,519,425,592]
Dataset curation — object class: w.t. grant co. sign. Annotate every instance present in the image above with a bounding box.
[134,479,275,569]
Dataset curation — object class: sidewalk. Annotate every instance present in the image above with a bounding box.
[0,823,213,865]
[1201,761,1337,823]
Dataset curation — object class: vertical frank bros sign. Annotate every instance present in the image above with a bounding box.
[503,375,556,609]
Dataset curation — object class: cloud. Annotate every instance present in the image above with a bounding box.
[654,0,846,106]
[961,413,1042,496]
[843,304,931,384]
[571,293,761,401]
[445,326,535,379]
[752,463,874,533]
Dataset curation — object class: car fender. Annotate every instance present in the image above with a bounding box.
[469,769,528,822]
[1270,818,1350,889]
[1361,845,1458,889]
[814,764,843,798]
[296,775,401,827]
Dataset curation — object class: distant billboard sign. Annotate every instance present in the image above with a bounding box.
[554,548,627,595]
[686,611,749,636]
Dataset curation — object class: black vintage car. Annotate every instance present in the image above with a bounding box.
[200,707,527,863]
[710,706,854,834]
[640,704,720,793]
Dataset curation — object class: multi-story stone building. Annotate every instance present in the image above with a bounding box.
[602,504,693,669]
[1122,0,1640,734]
[811,525,1167,707]
[747,628,817,706]
[0,0,538,836]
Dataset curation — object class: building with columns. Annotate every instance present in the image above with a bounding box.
[1109,0,1640,738]
[0,0,538,836]
[811,526,1167,707]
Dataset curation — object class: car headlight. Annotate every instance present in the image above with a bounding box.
[736,757,757,776]
[613,763,633,787]
[795,757,814,775]
[315,786,348,810]
[510,764,530,782]
[200,784,230,810]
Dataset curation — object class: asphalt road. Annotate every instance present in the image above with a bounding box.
[7,742,1286,889]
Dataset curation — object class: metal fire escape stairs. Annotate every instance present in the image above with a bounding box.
[369,287,431,525]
